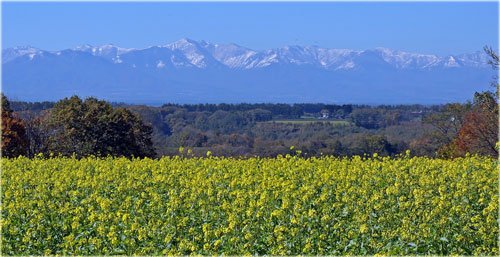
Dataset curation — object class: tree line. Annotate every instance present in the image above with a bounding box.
[2,92,497,159]
[2,95,155,158]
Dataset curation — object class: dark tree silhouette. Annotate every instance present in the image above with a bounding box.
[1,94,29,157]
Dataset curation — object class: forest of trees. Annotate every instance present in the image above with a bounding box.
[2,92,497,159]
[2,95,155,158]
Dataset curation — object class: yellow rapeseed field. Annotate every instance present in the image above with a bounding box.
[1,154,498,255]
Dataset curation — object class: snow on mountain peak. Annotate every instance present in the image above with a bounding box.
[166,38,202,49]
[2,39,491,70]
[2,46,43,63]
[444,56,460,67]
[74,44,134,58]
[12,45,40,51]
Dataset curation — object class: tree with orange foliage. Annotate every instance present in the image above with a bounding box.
[451,47,499,157]
[1,94,29,157]
[452,92,498,157]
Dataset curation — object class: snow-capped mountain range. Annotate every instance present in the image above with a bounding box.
[4,38,490,70]
[2,38,494,104]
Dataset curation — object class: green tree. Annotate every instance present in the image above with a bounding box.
[45,96,155,158]
[349,134,396,156]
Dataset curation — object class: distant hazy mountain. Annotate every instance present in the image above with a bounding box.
[2,38,494,104]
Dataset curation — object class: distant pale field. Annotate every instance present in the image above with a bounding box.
[1,156,497,255]
[262,119,352,125]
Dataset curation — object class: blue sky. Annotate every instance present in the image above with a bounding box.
[2,2,498,55]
